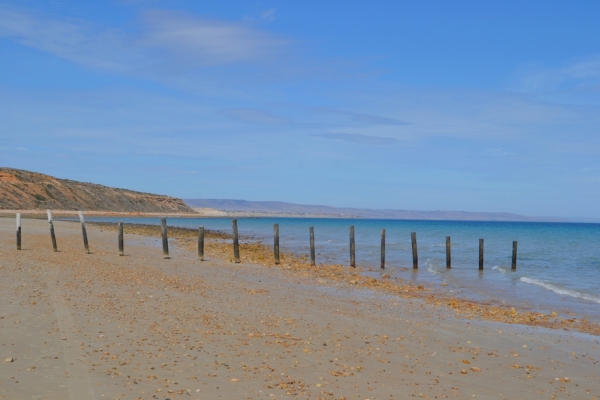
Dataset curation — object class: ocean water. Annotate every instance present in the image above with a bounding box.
[76,217,600,321]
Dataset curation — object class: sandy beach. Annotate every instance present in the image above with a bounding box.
[1,217,599,399]
[0,208,355,219]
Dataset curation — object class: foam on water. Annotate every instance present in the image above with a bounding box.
[491,265,507,274]
[520,277,600,304]
[426,260,440,275]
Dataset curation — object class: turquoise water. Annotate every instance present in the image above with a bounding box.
[77,217,600,321]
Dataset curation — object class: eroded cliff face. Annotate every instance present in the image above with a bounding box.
[0,168,194,213]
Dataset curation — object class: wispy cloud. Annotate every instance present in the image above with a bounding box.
[260,9,277,22]
[485,148,515,157]
[312,107,409,126]
[141,10,286,65]
[517,55,600,97]
[314,132,397,145]
[0,4,144,71]
[222,108,291,124]
[0,4,287,71]
[244,9,277,22]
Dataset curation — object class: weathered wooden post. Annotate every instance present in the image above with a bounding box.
[380,228,386,269]
[273,224,280,265]
[161,218,169,259]
[47,210,57,252]
[411,232,418,269]
[79,211,90,254]
[309,226,315,266]
[232,219,240,263]
[198,226,205,261]
[118,221,124,256]
[349,225,355,268]
[479,239,484,270]
[512,241,518,271]
[446,236,451,269]
[16,213,21,250]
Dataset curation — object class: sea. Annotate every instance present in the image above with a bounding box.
[74,217,600,321]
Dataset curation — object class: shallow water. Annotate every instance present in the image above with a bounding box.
[74,217,600,321]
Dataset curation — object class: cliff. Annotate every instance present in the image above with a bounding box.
[0,168,194,213]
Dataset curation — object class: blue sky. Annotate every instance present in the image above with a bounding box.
[1,1,600,218]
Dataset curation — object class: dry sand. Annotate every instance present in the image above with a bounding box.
[0,210,203,219]
[0,208,349,219]
[1,218,599,399]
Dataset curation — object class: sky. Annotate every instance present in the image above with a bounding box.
[1,1,600,218]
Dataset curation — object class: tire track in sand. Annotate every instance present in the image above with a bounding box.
[44,265,95,400]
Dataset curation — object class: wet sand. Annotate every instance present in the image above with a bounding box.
[1,218,599,399]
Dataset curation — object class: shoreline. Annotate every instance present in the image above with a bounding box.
[6,209,599,222]
[0,209,360,220]
[0,209,203,219]
[2,218,600,398]
[71,218,600,336]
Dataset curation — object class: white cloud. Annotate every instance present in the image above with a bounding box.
[0,4,287,71]
[314,132,397,145]
[517,55,600,95]
[243,8,277,22]
[260,9,276,22]
[0,4,144,71]
[222,108,291,124]
[485,148,514,157]
[141,10,286,65]
[311,107,409,126]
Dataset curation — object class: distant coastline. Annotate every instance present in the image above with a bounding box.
[0,201,586,223]
[184,198,570,222]
[0,167,593,222]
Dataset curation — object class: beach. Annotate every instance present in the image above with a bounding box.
[65,216,600,326]
[1,217,599,399]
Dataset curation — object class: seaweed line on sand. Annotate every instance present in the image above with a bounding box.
[91,221,600,336]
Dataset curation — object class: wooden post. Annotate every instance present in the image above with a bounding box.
[309,226,315,266]
[198,226,205,261]
[512,241,518,271]
[161,218,169,259]
[479,239,484,270]
[232,219,240,263]
[273,224,280,265]
[380,229,386,269]
[349,225,355,268]
[16,213,21,250]
[446,236,451,269]
[47,210,57,252]
[118,221,124,256]
[411,232,418,269]
[79,211,90,254]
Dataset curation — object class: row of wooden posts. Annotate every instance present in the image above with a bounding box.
[15,212,518,271]
[251,221,518,270]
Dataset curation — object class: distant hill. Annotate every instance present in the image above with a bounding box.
[184,198,564,222]
[0,168,194,213]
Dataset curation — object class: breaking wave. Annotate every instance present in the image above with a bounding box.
[491,265,507,274]
[520,277,600,304]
